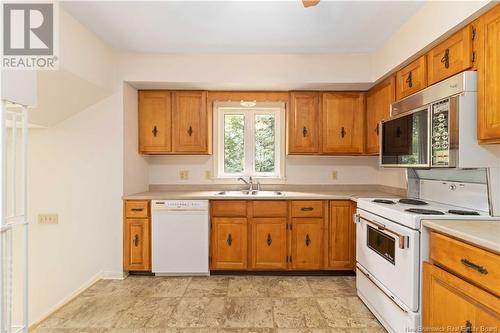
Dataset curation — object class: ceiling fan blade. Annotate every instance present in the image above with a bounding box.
[302,0,320,8]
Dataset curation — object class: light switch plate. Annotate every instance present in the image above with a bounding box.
[38,214,58,224]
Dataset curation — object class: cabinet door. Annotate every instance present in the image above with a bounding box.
[423,263,500,331]
[366,77,395,154]
[396,56,427,100]
[328,201,354,269]
[250,218,287,269]
[291,218,323,270]
[477,5,500,143]
[427,27,473,85]
[172,91,209,153]
[321,92,365,154]
[124,218,150,271]
[288,92,320,154]
[138,91,172,154]
[211,217,247,270]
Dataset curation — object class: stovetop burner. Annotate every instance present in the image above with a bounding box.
[448,209,480,216]
[372,199,396,204]
[405,208,445,215]
[399,199,428,205]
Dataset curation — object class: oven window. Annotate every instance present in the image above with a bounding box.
[367,225,396,265]
[381,109,428,166]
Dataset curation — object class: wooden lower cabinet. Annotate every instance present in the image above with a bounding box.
[250,218,287,269]
[290,218,324,269]
[423,262,500,331]
[123,200,151,271]
[211,217,247,270]
[328,201,355,269]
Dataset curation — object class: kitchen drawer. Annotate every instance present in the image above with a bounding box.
[252,201,288,217]
[430,231,500,296]
[211,200,247,217]
[291,201,324,218]
[124,200,149,218]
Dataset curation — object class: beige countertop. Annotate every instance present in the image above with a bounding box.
[122,190,399,202]
[423,219,500,253]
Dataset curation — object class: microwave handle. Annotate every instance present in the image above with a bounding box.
[355,214,408,249]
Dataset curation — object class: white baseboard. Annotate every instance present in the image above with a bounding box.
[29,270,103,330]
[102,271,128,280]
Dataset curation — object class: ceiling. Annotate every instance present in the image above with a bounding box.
[61,1,425,54]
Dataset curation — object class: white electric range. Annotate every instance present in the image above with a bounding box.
[354,179,495,333]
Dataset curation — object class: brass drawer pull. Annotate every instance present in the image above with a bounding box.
[302,126,308,137]
[133,234,139,247]
[152,125,158,137]
[441,48,450,69]
[187,126,193,136]
[341,126,346,138]
[305,234,311,247]
[131,208,144,212]
[267,233,272,246]
[461,258,488,274]
[227,233,233,246]
[301,207,314,211]
[406,71,413,88]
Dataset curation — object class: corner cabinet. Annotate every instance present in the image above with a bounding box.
[366,76,395,154]
[138,90,211,155]
[123,201,151,271]
[476,5,500,143]
[321,92,365,154]
[288,92,320,154]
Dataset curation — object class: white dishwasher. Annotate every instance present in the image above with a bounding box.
[152,200,209,275]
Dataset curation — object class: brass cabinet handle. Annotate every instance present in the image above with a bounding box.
[187,126,193,136]
[267,233,272,246]
[301,207,314,211]
[341,127,346,138]
[152,125,158,137]
[305,234,311,247]
[441,48,450,69]
[406,71,413,88]
[131,208,143,212]
[461,258,488,274]
[133,234,139,247]
[227,233,233,246]
[302,126,308,137]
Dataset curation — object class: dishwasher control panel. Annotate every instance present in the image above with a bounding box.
[152,200,209,210]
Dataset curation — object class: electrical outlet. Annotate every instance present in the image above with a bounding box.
[38,214,58,224]
[205,170,212,180]
[331,170,338,180]
[179,170,189,180]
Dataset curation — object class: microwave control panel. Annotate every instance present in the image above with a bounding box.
[431,100,450,166]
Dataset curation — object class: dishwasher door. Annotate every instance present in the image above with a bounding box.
[152,200,209,275]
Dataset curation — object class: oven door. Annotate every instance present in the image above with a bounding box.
[355,209,420,311]
[380,107,430,167]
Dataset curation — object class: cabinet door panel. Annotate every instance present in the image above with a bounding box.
[288,92,320,154]
[322,92,365,154]
[366,77,395,154]
[477,5,500,143]
[172,91,209,153]
[212,217,247,270]
[395,56,427,101]
[250,218,287,269]
[124,219,150,271]
[139,91,172,153]
[427,27,473,85]
[328,201,354,269]
[423,263,500,331]
[291,218,323,270]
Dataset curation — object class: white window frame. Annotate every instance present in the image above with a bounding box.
[214,102,285,180]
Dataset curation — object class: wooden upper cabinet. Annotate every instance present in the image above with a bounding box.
[328,201,355,269]
[250,218,287,270]
[427,26,474,85]
[366,76,396,154]
[423,263,500,332]
[291,218,324,270]
[139,91,172,154]
[476,5,500,143]
[172,91,210,153]
[321,92,365,154]
[288,92,320,154]
[211,217,247,270]
[396,56,427,100]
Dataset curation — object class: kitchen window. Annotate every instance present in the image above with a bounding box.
[215,102,285,179]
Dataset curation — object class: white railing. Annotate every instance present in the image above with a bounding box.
[0,101,28,333]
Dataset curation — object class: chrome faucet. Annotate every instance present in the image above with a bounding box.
[238,176,253,192]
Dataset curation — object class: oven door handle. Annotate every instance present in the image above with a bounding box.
[355,214,408,250]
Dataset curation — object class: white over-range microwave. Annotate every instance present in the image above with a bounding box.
[379,71,499,169]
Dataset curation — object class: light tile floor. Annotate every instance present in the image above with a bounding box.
[32,275,386,333]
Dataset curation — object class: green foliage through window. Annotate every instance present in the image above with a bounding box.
[255,115,275,173]
[224,114,245,173]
